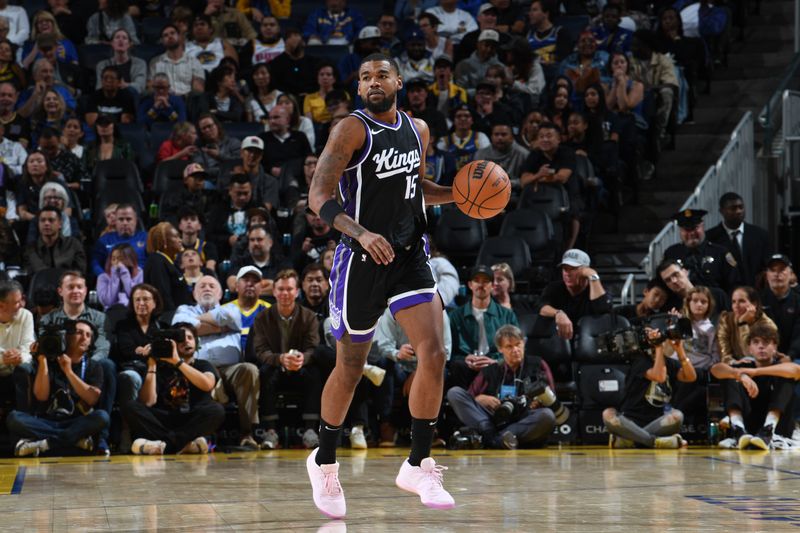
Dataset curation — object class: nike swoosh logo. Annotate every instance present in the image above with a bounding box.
[370,128,384,135]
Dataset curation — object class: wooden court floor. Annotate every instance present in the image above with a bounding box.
[0,447,799,532]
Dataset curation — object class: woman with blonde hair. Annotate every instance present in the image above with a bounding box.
[143,222,193,312]
[20,10,78,69]
[31,90,69,148]
[491,263,515,310]
[156,121,198,162]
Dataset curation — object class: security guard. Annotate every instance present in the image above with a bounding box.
[663,209,738,293]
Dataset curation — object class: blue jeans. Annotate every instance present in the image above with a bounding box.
[6,410,110,450]
[117,369,143,404]
[94,358,117,443]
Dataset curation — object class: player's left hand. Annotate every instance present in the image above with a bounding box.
[357,231,394,265]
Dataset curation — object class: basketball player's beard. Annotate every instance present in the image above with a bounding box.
[364,92,396,114]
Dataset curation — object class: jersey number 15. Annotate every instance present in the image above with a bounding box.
[404,175,417,200]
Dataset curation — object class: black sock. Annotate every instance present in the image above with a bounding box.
[315,418,342,466]
[408,417,437,467]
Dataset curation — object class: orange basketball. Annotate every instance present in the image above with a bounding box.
[452,160,511,219]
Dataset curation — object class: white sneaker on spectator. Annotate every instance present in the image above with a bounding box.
[303,428,320,449]
[76,437,94,452]
[179,437,209,454]
[306,448,346,519]
[395,457,455,509]
[262,429,280,449]
[350,425,367,449]
[363,364,386,386]
[14,438,48,457]
[654,434,686,449]
[132,438,167,455]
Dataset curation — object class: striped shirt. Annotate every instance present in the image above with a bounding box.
[149,52,205,96]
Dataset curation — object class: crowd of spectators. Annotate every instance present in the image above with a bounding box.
[0,0,768,455]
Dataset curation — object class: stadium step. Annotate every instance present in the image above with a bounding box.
[589,0,794,296]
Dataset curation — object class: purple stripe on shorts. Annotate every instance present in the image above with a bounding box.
[328,244,352,341]
[389,292,436,317]
[349,331,376,343]
[422,234,430,258]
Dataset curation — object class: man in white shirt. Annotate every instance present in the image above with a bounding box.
[425,0,477,44]
[149,24,205,96]
[0,0,28,46]
[185,14,236,74]
[0,280,35,411]
[0,121,25,175]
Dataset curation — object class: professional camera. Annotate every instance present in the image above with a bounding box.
[492,394,530,427]
[597,315,693,361]
[36,325,66,361]
[149,329,187,359]
[524,378,571,425]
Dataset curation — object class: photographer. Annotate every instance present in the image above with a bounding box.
[602,331,696,449]
[446,325,560,449]
[711,324,795,450]
[122,322,225,455]
[6,320,109,457]
[40,271,115,455]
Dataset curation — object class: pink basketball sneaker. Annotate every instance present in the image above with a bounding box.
[395,457,455,509]
[306,448,346,519]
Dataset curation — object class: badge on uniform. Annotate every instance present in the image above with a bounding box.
[361,253,367,262]
[500,384,517,399]
[725,252,738,267]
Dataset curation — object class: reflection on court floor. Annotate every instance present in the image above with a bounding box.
[0,447,798,532]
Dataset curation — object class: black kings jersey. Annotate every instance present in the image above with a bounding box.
[340,109,426,247]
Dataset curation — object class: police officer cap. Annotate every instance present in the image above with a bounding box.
[672,208,708,229]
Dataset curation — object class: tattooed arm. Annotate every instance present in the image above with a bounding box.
[308,116,396,265]
[414,118,454,206]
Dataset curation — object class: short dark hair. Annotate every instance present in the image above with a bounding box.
[538,121,561,134]
[491,122,513,132]
[644,277,668,292]
[719,192,743,209]
[39,205,62,218]
[64,318,96,341]
[360,53,400,75]
[177,205,202,224]
[534,0,557,18]
[101,65,120,78]
[656,258,683,277]
[173,321,199,346]
[748,323,779,346]
[230,173,251,186]
[193,13,212,26]
[38,127,60,141]
[275,268,299,284]
[247,224,271,238]
[161,23,179,37]
[0,279,22,301]
[301,262,329,281]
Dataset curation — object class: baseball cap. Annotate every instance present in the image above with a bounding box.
[469,264,493,281]
[559,249,591,268]
[767,253,793,268]
[236,265,263,281]
[434,54,453,68]
[406,28,425,42]
[95,114,114,126]
[479,3,498,15]
[358,26,381,40]
[672,208,708,229]
[405,77,429,92]
[478,29,500,43]
[183,163,207,179]
[241,136,264,151]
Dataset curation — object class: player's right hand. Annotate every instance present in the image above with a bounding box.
[357,231,394,265]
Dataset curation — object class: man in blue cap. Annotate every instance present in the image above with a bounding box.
[663,208,738,293]
[398,28,435,83]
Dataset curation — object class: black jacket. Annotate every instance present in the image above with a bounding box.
[706,222,771,288]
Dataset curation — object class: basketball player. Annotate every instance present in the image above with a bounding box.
[305,53,456,518]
